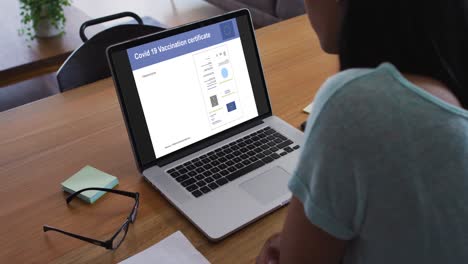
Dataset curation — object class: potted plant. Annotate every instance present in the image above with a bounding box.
[19,0,72,40]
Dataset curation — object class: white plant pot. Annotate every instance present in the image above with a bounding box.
[35,19,62,38]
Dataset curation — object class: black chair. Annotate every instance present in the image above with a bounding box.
[56,12,165,92]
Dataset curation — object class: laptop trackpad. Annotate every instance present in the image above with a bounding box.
[240,166,291,205]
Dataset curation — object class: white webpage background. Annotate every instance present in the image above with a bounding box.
[193,44,243,130]
[132,38,258,158]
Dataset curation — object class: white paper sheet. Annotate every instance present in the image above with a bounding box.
[119,231,210,264]
[303,102,314,114]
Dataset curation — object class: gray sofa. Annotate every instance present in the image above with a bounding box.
[206,0,305,28]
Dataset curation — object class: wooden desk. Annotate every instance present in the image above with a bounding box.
[0,2,95,87]
[0,15,337,263]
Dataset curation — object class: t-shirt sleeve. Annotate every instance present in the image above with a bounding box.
[289,72,368,240]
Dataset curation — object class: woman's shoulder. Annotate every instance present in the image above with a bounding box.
[312,63,468,122]
[309,63,399,128]
[313,63,397,114]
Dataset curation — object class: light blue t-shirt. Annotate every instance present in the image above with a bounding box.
[289,63,468,263]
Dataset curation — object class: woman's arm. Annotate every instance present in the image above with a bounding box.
[258,196,347,264]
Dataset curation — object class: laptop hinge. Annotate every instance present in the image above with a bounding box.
[154,118,265,167]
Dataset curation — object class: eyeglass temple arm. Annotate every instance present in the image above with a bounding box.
[43,225,110,248]
[66,188,138,204]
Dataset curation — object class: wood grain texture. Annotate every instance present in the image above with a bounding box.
[0,2,97,87]
[0,15,338,263]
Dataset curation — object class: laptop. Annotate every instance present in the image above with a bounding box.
[107,9,304,241]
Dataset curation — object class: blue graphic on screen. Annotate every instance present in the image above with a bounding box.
[226,101,237,112]
[221,68,229,78]
[126,19,240,71]
[220,21,235,40]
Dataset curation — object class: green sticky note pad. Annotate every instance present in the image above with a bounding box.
[61,166,119,204]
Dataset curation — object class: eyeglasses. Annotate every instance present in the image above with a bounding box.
[43,188,140,250]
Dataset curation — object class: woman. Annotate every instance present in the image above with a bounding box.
[257,0,468,263]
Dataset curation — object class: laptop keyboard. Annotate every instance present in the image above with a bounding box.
[166,127,300,198]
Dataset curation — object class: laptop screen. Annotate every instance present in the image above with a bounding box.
[108,11,271,170]
[127,19,259,159]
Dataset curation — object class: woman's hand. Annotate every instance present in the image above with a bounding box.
[256,233,281,264]
[256,197,346,264]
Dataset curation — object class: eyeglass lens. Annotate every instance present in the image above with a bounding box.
[112,223,129,249]
[131,201,139,222]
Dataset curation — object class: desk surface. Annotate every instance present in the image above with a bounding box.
[0,15,337,263]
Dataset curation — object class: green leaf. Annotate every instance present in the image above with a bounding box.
[17,0,71,40]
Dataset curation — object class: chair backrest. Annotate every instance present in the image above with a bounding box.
[57,12,164,92]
